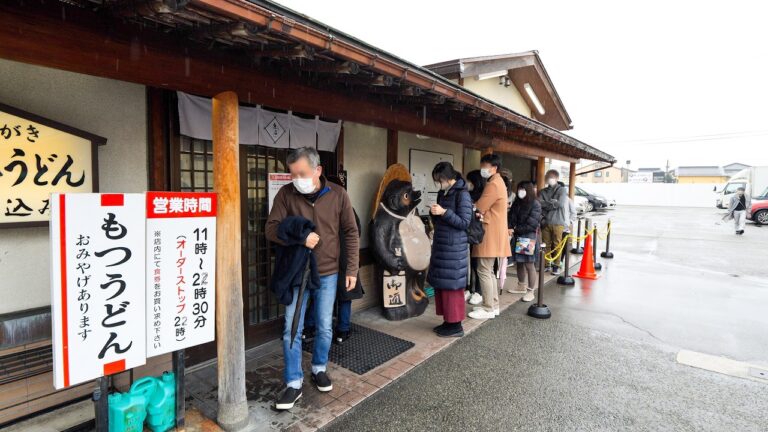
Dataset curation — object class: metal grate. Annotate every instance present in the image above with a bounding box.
[0,345,53,385]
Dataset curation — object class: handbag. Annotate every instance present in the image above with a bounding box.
[452,189,485,245]
[514,236,536,256]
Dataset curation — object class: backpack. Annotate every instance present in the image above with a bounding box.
[453,189,485,245]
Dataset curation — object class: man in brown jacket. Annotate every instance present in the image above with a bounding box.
[266,147,359,410]
[469,153,512,320]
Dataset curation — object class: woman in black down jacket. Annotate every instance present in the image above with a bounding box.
[427,162,473,337]
[507,181,541,302]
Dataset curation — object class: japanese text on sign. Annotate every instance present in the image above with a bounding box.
[146,192,217,357]
[1,103,104,226]
[50,193,146,389]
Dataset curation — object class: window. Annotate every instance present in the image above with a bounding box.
[605,171,610,177]
[594,171,602,177]
[724,182,746,194]
[179,137,213,192]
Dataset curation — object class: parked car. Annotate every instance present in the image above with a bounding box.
[575,186,616,212]
[574,195,589,214]
[747,186,768,225]
[715,166,768,208]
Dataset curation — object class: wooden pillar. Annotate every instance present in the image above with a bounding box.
[212,91,249,431]
[483,146,494,155]
[386,129,398,167]
[568,162,577,198]
[536,156,546,191]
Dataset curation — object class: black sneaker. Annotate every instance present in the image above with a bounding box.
[432,322,448,333]
[275,387,302,410]
[311,371,333,392]
[334,330,350,344]
[436,325,464,338]
[302,326,316,342]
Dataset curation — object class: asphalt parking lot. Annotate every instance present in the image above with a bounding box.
[323,205,768,431]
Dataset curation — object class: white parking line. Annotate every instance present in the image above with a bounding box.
[676,350,768,384]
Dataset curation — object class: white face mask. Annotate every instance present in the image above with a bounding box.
[480,168,492,179]
[293,177,316,194]
[547,178,558,187]
[517,189,527,199]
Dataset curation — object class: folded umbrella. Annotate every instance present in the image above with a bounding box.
[290,253,312,349]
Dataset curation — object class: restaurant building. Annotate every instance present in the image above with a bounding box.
[0,0,614,425]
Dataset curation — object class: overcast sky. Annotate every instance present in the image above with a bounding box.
[274,0,768,169]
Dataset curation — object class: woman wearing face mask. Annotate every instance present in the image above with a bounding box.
[464,170,486,304]
[428,162,473,337]
[507,181,542,302]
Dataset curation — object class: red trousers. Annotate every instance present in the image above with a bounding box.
[434,289,465,323]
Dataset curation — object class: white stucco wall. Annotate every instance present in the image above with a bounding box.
[462,77,532,117]
[0,59,147,314]
[343,123,387,248]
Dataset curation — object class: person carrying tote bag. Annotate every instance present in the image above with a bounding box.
[507,181,542,302]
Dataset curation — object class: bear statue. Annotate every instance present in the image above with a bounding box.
[371,179,431,321]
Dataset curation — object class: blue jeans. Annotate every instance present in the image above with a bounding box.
[305,299,352,333]
[282,273,337,389]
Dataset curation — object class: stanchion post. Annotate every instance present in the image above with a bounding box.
[557,234,576,286]
[601,218,615,258]
[527,245,552,319]
[593,221,602,271]
[173,350,186,430]
[93,377,109,431]
[571,217,584,254]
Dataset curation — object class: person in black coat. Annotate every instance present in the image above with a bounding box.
[464,170,486,305]
[507,181,542,302]
[427,162,473,337]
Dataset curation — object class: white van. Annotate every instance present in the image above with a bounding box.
[716,167,768,208]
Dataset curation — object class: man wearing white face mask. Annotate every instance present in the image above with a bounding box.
[538,170,569,274]
[266,147,359,410]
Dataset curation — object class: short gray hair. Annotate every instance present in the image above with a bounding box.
[287,146,321,168]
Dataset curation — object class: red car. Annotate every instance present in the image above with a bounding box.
[749,199,768,225]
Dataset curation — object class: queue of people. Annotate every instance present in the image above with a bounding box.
[266,146,574,410]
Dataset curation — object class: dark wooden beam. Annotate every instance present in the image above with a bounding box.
[387,129,398,166]
[0,2,493,148]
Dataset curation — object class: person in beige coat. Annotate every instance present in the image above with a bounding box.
[469,153,512,319]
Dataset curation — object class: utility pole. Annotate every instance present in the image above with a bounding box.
[665,159,670,184]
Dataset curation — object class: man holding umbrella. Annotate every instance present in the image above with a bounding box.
[266,147,359,410]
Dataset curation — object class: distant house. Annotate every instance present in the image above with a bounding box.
[675,166,728,184]
[576,162,633,183]
[723,162,750,177]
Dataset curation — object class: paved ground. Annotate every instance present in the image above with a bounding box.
[323,206,768,431]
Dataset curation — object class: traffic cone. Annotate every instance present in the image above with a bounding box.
[574,232,600,280]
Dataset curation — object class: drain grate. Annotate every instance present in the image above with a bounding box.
[302,323,414,375]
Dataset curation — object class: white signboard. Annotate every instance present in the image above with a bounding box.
[408,149,454,215]
[50,193,146,389]
[628,172,653,184]
[146,192,217,357]
[268,173,292,213]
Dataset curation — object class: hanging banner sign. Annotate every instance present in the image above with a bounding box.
[145,192,217,357]
[1,103,105,227]
[50,193,146,389]
[268,173,292,213]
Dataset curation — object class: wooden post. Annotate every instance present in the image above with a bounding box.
[536,157,546,191]
[212,91,249,431]
[569,162,577,198]
[483,146,494,156]
[386,129,398,167]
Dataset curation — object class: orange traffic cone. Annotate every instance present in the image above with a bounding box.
[574,232,600,280]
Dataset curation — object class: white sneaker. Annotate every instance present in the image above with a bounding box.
[468,309,496,320]
[493,308,500,317]
[464,290,471,301]
[522,290,535,302]
[552,267,562,275]
[468,292,483,305]
[507,282,527,294]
